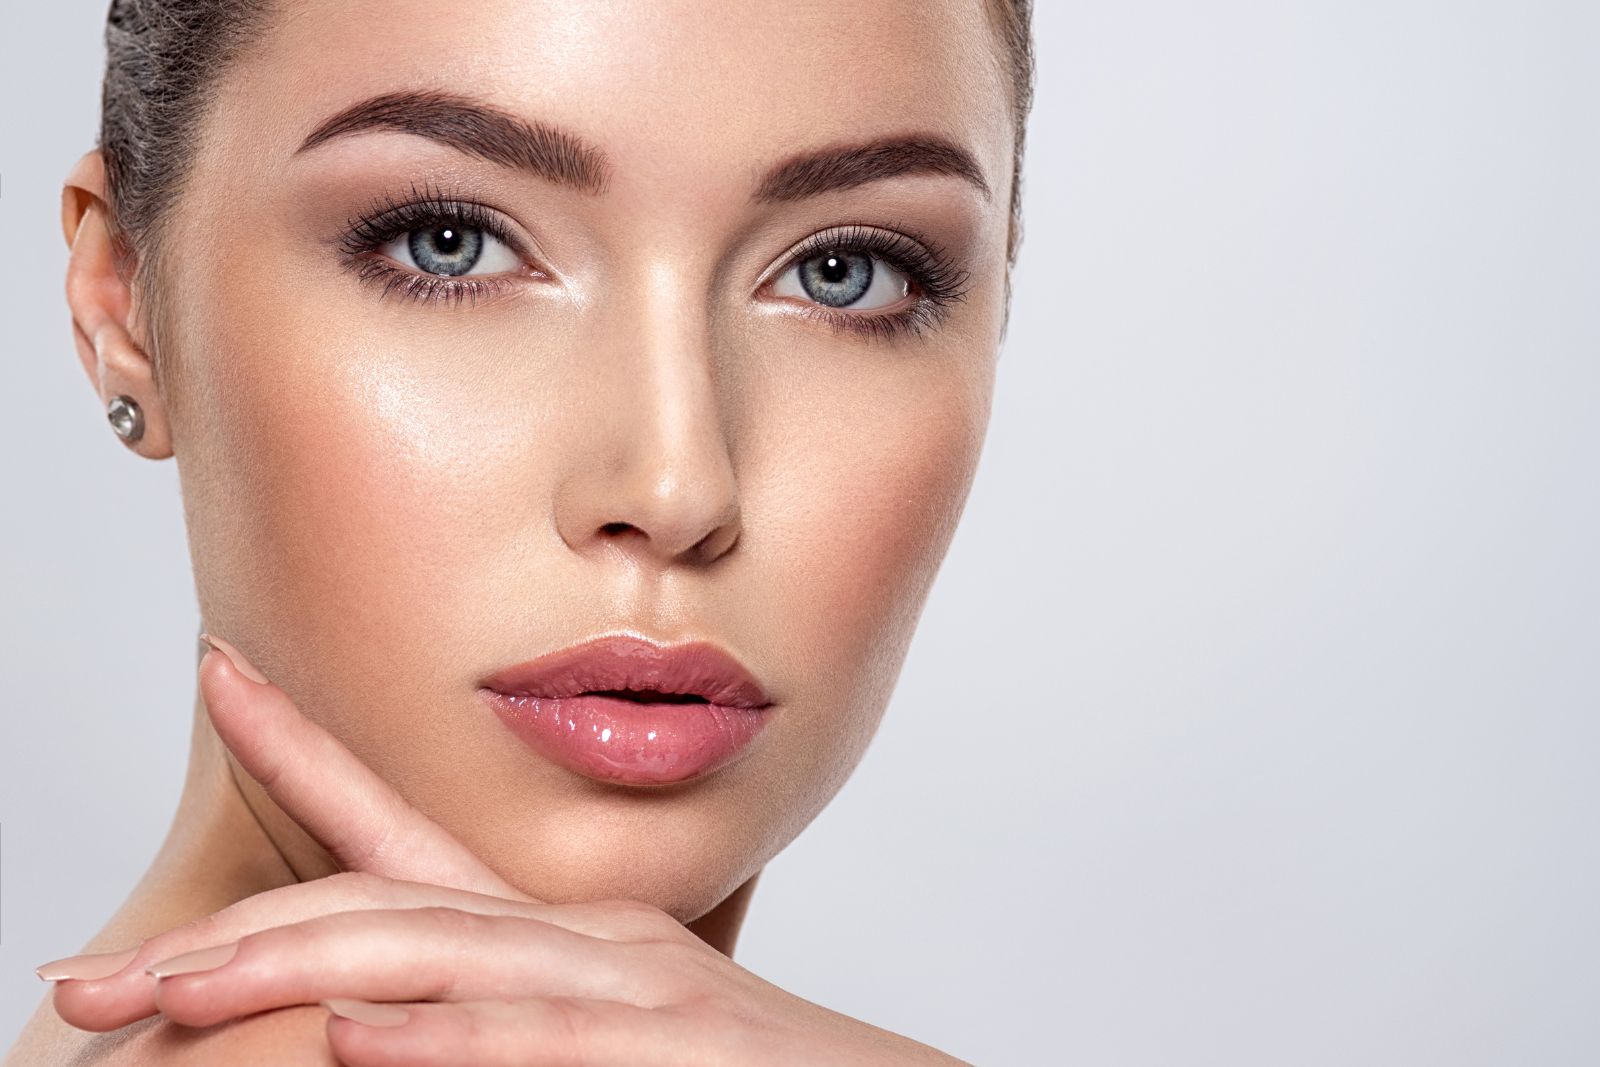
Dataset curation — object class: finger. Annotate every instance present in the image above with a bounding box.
[199,634,526,899]
[150,906,697,1028]
[151,908,688,1030]
[324,996,731,1067]
[47,876,672,1032]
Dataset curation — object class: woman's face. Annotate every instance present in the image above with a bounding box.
[163,0,1012,922]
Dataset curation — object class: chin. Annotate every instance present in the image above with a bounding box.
[513,832,762,925]
[443,777,785,924]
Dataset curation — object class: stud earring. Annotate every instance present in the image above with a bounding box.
[106,394,145,444]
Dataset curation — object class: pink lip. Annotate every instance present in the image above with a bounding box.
[477,634,774,786]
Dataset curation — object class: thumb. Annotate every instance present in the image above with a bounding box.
[198,633,532,902]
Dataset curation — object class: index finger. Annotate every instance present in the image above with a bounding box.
[199,634,529,901]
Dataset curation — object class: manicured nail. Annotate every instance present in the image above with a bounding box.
[323,998,411,1027]
[146,941,238,978]
[199,632,271,685]
[36,946,139,982]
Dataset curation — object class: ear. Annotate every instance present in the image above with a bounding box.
[63,149,174,460]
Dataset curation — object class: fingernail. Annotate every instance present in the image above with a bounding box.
[36,946,139,982]
[323,998,411,1027]
[146,941,238,978]
[199,632,271,685]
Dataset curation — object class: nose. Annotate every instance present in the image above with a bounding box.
[551,286,743,570]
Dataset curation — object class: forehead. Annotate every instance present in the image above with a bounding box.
[213,0,1011,204]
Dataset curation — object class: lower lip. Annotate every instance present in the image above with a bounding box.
[480,690,772,786]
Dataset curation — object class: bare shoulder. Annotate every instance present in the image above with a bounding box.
[8,1005,338,1067]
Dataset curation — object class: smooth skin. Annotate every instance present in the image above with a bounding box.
[13,0,1013,1062]
[34,640,968,1064]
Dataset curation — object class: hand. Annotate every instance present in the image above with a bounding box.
[42,637,971,1065]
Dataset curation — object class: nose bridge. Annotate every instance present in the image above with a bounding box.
[552,255,742,568]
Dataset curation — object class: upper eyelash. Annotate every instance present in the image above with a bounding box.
[335,186,973,338]
[337,180,524,259]
[767,221,974,342]
[335,181,532,309]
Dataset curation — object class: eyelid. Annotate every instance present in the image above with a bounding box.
[754,222,973,342]
[753,224,900,293]
[337,182,551,277]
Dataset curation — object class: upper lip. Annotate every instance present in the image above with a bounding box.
[479,634,772,709]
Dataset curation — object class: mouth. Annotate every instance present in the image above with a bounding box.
[478,634,775,786]
[583,689,710,704]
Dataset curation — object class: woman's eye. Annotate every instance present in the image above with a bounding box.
[378,221,521,277]
[772,249,912,311]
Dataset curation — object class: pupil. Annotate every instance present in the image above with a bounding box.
[433,227,462,255]
[821,254,847,283]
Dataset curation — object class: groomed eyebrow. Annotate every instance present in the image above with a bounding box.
[296,89,990,204]
[752,134,990,204]
[297,89,611,195]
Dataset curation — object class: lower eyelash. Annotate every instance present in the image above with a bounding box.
[786,295,953,342]
[343,256,513,308]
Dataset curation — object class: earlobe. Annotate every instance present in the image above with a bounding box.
[63,149,174,461]
[91,321,173,459]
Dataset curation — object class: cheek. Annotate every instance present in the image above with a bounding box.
[182,293,531,706]
[252,364,505,643]
[751,358,992,804]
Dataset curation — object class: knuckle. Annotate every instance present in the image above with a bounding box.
[417,905,483,999]
[644,935,710,968]
[417,903,482,937]
[334,808,402,873]
[460,998,493,1051]
[547,996,604,1062]
[249,752,288,794]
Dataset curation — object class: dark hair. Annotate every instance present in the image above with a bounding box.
[99,0,1035,379]
[100,0,273,388]
[985,0,1036,272]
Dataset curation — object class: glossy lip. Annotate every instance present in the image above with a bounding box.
[477,634,774,787]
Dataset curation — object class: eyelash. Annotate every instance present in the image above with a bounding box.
[336,183,974,340]
[337,183,529,308]
[767,223,973,341]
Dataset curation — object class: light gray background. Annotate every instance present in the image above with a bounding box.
[3,3,1597,1064]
